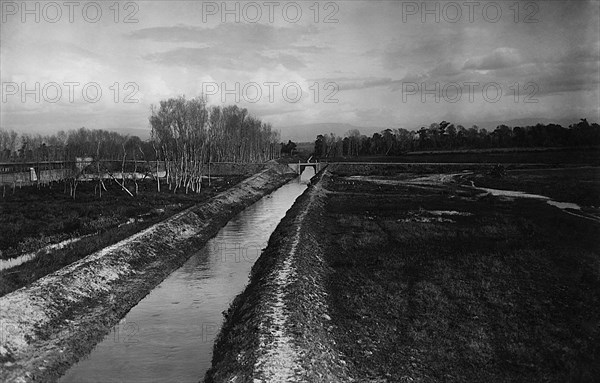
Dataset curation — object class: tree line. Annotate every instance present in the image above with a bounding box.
[1,96,281,164]
[1,96,282,195]
[0,127,151,163]
[314,119,600,157]
[149,96,281,193]
[0,127,155,198]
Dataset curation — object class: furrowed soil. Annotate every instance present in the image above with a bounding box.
[208,164,600,382]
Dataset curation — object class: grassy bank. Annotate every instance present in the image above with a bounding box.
[0,176,244,296]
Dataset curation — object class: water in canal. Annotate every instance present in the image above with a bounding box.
[59,168,314,383]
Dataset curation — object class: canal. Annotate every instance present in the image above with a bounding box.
[59,168,314,383]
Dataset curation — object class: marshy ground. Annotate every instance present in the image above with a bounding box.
[319,165,600,381]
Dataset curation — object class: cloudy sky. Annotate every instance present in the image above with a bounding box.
[1,0,599,141]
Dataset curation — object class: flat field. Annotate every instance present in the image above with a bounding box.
[320,165,600,382]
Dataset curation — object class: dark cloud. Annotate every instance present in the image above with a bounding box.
[277,53,306,70]
[556,43,600,64]
[463,48,522,70]
[533,61,600,96]
[309,77,393,91]
[144,46,307,71]
[381,31,462,70]
[127,23,317,51]
[387,59,599,99]
[430,60,465,77]
[130,23,323,71]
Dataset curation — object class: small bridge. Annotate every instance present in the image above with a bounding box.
[287,162,326,175]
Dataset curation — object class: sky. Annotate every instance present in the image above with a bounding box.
[1,0,599,141]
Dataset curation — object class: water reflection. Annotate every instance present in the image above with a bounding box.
[60,173,309,383]
[300,165,315,182]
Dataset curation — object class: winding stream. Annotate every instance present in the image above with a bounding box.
[59,168,314,383]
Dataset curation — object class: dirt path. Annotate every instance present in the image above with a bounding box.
[252,182,316,382]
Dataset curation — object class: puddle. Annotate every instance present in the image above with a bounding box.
[476,186,550,201]
[0,235,93,272]
[547,201,581,210]
[345,172,473,187]
[472,184,600,223]
[428,210,473,216]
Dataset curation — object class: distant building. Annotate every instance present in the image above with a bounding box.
[75,157,94,171]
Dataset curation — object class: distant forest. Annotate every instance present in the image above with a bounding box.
[3,116,599,164]
[314,119,600,157]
